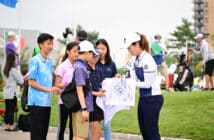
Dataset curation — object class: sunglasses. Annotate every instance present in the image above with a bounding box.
[93,55,99,58]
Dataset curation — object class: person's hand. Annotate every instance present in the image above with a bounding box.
[23,76,28,82]
[98,89,106,97]
[81,110,89,121]
[114,73,122,78]
[24,77,28,81]
[50,87,61,95]
[188,48,193,52]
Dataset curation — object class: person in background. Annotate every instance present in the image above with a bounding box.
[58,27,74,64]
[59,29,87,64]
[55,42,79,140]
[63,27,74,45]
[88,50,105,140]
[5,31,19,56]
[76,30,88,43]
[123,32,164,140]
[3,53,24,131]
[151,34,169,90]
[95,39,119,140]
[28,33,61,140]
[189,33,214,90]
[72,40,97,140]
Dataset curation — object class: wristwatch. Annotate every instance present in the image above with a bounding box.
[81,107,87,111]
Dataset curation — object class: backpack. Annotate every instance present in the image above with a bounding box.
[18,113,30,131]
[21,82,29,112]
[151,41,163,66]
[151,42,162,56]
[153,55,163,66]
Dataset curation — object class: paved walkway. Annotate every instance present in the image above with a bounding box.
[0,125,190,140]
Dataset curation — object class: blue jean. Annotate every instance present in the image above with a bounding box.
[103,120,112,140]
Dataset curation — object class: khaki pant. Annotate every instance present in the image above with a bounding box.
[72,111,89,138]
[158,60,168,77]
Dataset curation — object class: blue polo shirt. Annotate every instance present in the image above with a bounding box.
[28,54,53,107]
[74,59,93,112]
[96,61,117,81]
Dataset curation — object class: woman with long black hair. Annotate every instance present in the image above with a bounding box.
[3,53,24,131]
[55,42,79,140]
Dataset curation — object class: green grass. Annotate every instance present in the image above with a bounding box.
[159,91,214,140]
[1,90,214,140]
[111,91,214,140]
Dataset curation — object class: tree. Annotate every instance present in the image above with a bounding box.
[75,25,99,44]
[59,25,99,45]
[87,30,99,45]
[170,18,196,47]
[209,34,214,47]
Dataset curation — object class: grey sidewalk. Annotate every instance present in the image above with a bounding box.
[0,125,190,140]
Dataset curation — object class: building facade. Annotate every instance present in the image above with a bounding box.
[193,0,214,35]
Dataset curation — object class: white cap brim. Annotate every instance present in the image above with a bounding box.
[79,40,98,55]
[123,32,141,49]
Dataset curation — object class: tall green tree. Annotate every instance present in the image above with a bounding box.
[170,18,196,47]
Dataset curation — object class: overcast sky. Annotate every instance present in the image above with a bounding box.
[0,0,193,66]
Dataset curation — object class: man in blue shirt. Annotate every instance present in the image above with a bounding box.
[28,33,60,140]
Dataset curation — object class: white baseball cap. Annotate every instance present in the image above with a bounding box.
[79,40,98,55]
[123,32,141,48]
[194,33,204,39]
[8,31,16,36]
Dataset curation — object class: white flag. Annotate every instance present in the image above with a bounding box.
[96,96,130,124]
[96,78,136,124]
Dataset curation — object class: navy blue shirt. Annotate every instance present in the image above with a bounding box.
[88,65,102,92]
[96,61,117,81]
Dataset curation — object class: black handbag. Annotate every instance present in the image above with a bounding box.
[61,77,90,112]
[21,81,29,112]
[18,113,30,131]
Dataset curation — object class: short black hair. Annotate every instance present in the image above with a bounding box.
[37,33,54,44]
[77,30,87,41]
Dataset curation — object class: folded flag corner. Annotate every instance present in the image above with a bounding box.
[0,0,17,8]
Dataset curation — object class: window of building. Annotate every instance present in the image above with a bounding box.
[203,2,208,8]
[203,18,208,23]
